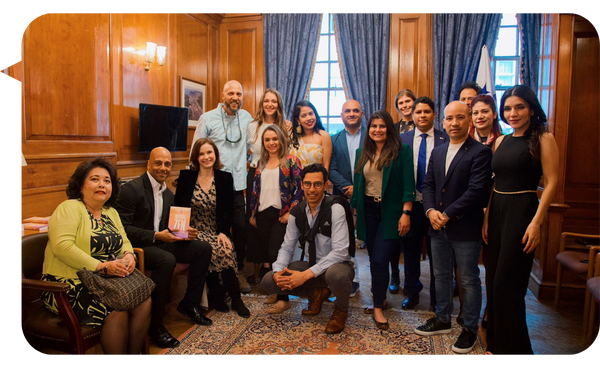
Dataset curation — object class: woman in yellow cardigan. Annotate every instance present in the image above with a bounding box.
[351,110,416,330]
[41,158,151,354]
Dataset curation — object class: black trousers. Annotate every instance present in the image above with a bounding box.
[143,239,211,328]
[254,206,288,264]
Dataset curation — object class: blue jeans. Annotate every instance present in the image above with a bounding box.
[431,228,481,333]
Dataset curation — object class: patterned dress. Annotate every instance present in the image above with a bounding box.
[290,137,323,167]
[190,180,237,273]
[41,211,124,326]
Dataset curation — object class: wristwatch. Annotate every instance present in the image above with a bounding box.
[402,210,412,216]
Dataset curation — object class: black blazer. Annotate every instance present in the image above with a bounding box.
[114,173,173,247]
[173,169,234,238]
[422,136,493,241]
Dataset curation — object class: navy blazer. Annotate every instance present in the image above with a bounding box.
[422,136,493,241]
[329,124,367,196]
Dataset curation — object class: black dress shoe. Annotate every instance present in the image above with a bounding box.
[177,301,213,326]
[389,277,400,294]
[401,295,420,310]
[231,298,250,318]
[149,326,180,348]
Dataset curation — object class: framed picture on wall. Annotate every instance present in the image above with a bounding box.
[180,77,206,127]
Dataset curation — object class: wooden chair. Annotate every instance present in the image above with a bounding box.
[554,232,600,335]
[586,253,600,343]
[22,233,101,354]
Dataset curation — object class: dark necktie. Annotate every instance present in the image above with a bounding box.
[416,133,428,192]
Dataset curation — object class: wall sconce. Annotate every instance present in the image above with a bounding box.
[144,42,166,71]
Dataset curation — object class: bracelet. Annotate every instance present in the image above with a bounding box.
[102,266,108,274]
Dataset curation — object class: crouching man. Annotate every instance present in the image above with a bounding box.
[261,164,355,334]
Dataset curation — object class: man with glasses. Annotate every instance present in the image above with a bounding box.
[260,164,355,334]
[190,80,253,292]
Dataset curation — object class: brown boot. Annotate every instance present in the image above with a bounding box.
[325,306,348,334]
[302,287,331,315]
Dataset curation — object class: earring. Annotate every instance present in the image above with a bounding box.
[296,125,302,134]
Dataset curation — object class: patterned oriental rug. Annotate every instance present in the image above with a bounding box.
[160,294,485,355]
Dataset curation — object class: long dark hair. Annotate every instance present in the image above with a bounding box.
[66,157,120,207]
[355,110,403,172]
[469,94,503,147]
[500,85,548,161]
[290,100,325,149]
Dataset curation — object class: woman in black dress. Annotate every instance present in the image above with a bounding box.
[482,85,559,354]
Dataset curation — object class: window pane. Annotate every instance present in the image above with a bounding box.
[321,13,329,34]
[330,62,343,88]
[330,37,339,61]
[495,28,518,56]
[310,63,329,89]
[501,13,517,26]
[328,117,344,134]
[329,90,347,117]
[316,35,329,61]
[495,60,516,87]
[308,90,328,116]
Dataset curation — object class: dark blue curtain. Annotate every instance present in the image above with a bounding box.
[517,14,542,92]
[334,13,390,121]
[432,14,502,129]
[264,14,321,120]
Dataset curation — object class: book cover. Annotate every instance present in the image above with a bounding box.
[23,216,51,224]
[168,206,191,239]
[23,223,49,232]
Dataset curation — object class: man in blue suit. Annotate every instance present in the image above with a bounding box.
[329,99,366,297]
[414,101,492,354]
[398,96,448,310]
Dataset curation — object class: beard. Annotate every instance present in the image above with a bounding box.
[224,99,242,114]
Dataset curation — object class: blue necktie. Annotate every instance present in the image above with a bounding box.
[416,133,428,192]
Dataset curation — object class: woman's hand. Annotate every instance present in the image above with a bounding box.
[217,233,233,250]
[279,212,290,224]
[96,259,130,277]
[249,216,257,228]
[522,222,541,254]
[187,227,199,240]
[482,214,489,245]
[398,214,411,237]
[121,252,136,271]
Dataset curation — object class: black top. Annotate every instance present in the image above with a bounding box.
[492,134,543,192]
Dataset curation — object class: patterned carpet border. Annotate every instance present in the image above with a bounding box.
[160,294,485,355]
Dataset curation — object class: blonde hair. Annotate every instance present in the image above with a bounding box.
[259,125,290,169]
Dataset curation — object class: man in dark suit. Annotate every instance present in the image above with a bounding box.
[398,96,448,309]
[114,147,213,349]
[414,101,492,354]
[329,99,366,297]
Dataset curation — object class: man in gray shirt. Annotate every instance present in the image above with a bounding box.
[261,164,354,334]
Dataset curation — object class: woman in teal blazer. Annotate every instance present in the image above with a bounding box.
[350,110,415,330]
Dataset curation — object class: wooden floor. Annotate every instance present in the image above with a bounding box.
[39,247,598,356]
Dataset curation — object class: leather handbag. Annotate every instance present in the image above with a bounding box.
[77,263,155,311]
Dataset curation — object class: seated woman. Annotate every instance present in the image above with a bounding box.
[174,138,250,318]
[289,100,332,172]
[41,157,151,354]
[249,124,303,311]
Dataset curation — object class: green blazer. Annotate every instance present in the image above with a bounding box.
[350,144,416,241]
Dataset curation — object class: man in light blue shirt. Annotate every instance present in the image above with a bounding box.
[190,80,253,290]
[261,164,354,334]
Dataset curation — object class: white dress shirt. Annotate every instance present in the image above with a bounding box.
[412,127,435,202]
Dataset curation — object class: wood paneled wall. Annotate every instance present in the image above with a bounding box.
[20,13,223,219]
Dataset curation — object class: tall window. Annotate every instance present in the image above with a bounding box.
[494,13,520,133]
[308,13,347,134]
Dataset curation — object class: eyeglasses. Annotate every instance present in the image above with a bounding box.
[221,112,242,144]
[302,181,324,189]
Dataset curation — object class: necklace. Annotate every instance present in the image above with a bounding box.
[83,202,102,221]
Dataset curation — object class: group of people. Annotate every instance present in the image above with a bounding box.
[39,78,558,355]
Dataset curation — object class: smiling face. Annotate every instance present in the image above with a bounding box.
[222,81,243,115]
[262,129,281,156]
[341,100,364,131]
[471,101,497,135]
[262,92,278,118]
[503,96,533,135]
[368,118,388,145]
[412,102,436,133]
[81,167,112,207]
[302,171,327,207]
[396,95,415,120]
[197,143,216,171]
[298,106,317,133]
[443,102,471,144]
[147,147,172,185]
